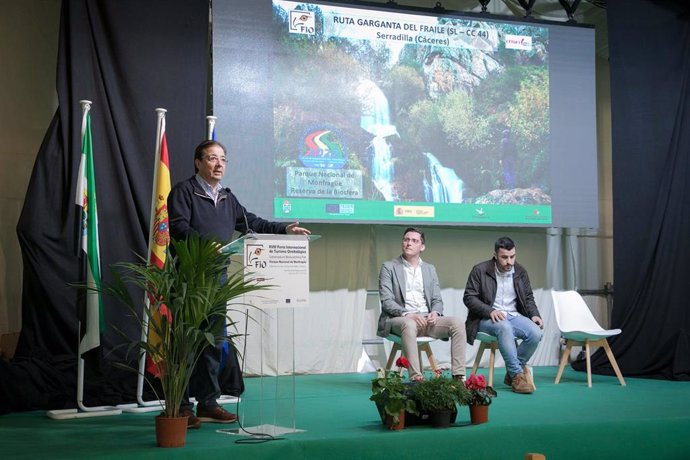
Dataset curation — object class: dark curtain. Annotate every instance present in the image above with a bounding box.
[4,0,209,412]
[574,0,690,380]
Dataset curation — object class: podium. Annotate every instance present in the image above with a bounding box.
[221,233,318,437]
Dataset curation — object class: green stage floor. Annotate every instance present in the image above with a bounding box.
[2,367,690,459]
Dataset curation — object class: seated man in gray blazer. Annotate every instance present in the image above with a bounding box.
[377,227,467,381]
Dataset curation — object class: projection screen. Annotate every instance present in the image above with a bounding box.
[213,0,598,228]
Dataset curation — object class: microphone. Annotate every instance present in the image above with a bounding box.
[241,206,255,236]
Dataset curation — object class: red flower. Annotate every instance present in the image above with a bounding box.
[465,373,486,391]
[395,356,410,369]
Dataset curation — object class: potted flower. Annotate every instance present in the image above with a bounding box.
[370,357,418,430]
[411,376,469,428]
[93,235,267,447]
[464,373,497,424]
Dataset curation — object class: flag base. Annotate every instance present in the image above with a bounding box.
[46,407,121,420]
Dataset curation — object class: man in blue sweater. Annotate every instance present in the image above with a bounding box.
[168,140,310,428]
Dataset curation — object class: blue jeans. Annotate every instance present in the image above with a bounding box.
[478,314,543,377]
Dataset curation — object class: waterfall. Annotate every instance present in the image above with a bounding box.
[371,136,395,201]
[357,78,398,201]
[424,152,464,203]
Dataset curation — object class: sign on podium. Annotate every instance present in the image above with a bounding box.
[221,233,319,438]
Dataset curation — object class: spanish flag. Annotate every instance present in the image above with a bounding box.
[146,109,171,376]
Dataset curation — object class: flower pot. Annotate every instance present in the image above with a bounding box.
[469,404,489,425]
[429,409,453,428]
[155,414,188,448]
[385,410,405,430]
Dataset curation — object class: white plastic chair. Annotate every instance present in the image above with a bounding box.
[551,290,626,387]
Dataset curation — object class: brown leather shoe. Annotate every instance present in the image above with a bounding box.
[511,372,534,394]
[196,406,238,424]
[504,372,512,386]
[181,408,201,429]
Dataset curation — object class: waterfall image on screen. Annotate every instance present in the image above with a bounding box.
[271,1,551,225]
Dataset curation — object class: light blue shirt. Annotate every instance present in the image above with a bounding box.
[195,174,222,205]
[493,266,518,317]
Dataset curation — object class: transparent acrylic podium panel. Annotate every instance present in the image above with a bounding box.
[221,234,319,437]
[240,306,297,436]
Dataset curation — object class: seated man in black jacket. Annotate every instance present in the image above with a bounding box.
[168,140,310,427]
[463,236,543,394]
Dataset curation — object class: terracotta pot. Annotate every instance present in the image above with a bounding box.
[155,414,188,448]
[469,404,489,425]
[385,410,405,430]
[429,409,453,428]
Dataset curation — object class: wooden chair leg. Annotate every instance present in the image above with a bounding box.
[585,341,592,388]
[385,343,400,372]
[554,342,573,384]
[471,342,488,376]
[420,343,439,373]
[524,364,536,390]
[488,343,496,388]
[601,340,626,386]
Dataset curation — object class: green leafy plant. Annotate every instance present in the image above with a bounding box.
[370,360,419,426]
[464,373,497,406]
[412,376,470,413]
[92,235,268,418]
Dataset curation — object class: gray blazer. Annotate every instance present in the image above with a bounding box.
[377,255,444,337]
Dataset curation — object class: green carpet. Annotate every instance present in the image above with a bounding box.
[2,367,689,459]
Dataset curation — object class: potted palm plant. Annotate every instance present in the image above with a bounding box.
[95,235,267,447]
[411,376,469,428]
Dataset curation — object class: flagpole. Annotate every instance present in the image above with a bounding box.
[206,115,217,140]
[48,100,121,420]
[123,108,168,412]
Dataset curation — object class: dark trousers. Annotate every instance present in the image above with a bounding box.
[181,340,244,411]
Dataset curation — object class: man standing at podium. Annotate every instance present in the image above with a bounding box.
[377,227,467,382]
[168,139,310,428]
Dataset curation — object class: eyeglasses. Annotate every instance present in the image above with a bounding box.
[204,155,227,164]
[402,238,422,244]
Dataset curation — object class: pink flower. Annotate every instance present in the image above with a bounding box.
[465,373,486,391]
[395,356,410,369]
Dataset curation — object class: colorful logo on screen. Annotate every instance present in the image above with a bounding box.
[299,126,347,169]
[289,10,315,35]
